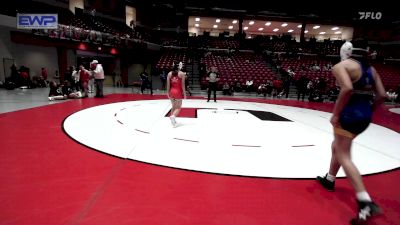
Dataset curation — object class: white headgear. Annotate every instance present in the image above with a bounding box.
[340,42,353,61]
[178,62,183,70]
[340,41,369,61]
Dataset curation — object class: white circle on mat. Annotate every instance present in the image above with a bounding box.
[63,100,400,178]
[389,108,400,114]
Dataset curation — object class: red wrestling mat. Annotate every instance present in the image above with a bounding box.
[0,94,399,225]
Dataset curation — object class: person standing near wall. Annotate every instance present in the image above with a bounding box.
[207,66,219,102]
[91,60,104,98]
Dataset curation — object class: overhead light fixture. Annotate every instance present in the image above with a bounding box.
[265,22,271,26]
[249,21,254,25]
[228,26,233,29]
[319,31,326,34]
[195,18,200,22]
[335,31,342,34]
[297,25,302,28]
[216,19,220,23]
[304,30,308,33]
[331,27,339,30]
[243,26,248,30]
[232,20,238,24]
[258,28,263,31]
[288,29,294,32]
[281,23,288,27]
[195,24,199,27]
[273,28,279,32]
[313,25,320,29]
[213,25,218,28]
[247,36,252,39]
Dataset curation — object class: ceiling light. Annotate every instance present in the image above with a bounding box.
[216,19,220,23]
[313,25,320,29]
[265,22,271,26]
[232,20,237,24]
[297,25,302,28]
[288,29,294,33]
[213,25,218,28]
[331,27,339,30]
[195,18,200,22]
[195,24,199,27]
[319,31,326,34]
[249,21,254,25]
[228,26,233,29]
[273,28,279,32]
[281,23,288,27]
[258,28,263,31]
[304,30,308,33]
[335,31,342,34]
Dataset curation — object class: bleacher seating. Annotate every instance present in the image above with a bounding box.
[279,55,337,89]
[200,51,276,89]
[373,62,400,90]
[280,55,400,91]
[156,49,187,70]
[5,1,399,94]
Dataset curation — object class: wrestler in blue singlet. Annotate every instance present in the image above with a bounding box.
[339,60,375,135]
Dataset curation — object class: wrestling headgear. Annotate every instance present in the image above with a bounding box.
[340,41,369,61]
[178,61,183,70]
[340,42,353,61]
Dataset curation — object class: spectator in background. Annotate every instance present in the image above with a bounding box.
[130,20,136,30]
[115,73,124,87]
[88,67,95,94]
[10,64,19,85]
[307,80,314,98]
[283,76,291,98]
[272,78,282,97]
[64,66,73,84]
[71,66,80,91]
[296,74,308,101]
[287,67,295,78]
[257,83,267,97]
[19,66,30,88]
[328,86,340,102]
[184,72,192,96]
[222,82,232,96]
[48,81,67,101]
[54,70,59,79]
[233,79,242,92]
[265,79,273,97]
[386,89,397,103]
[111,72,116,87]
[206,66,219,102]
[41,67,48,84]
[245,78,254,92]
[79,65,90,96]
[160,68,167,90]
[91,60,105,98]
[140,69,151,94]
